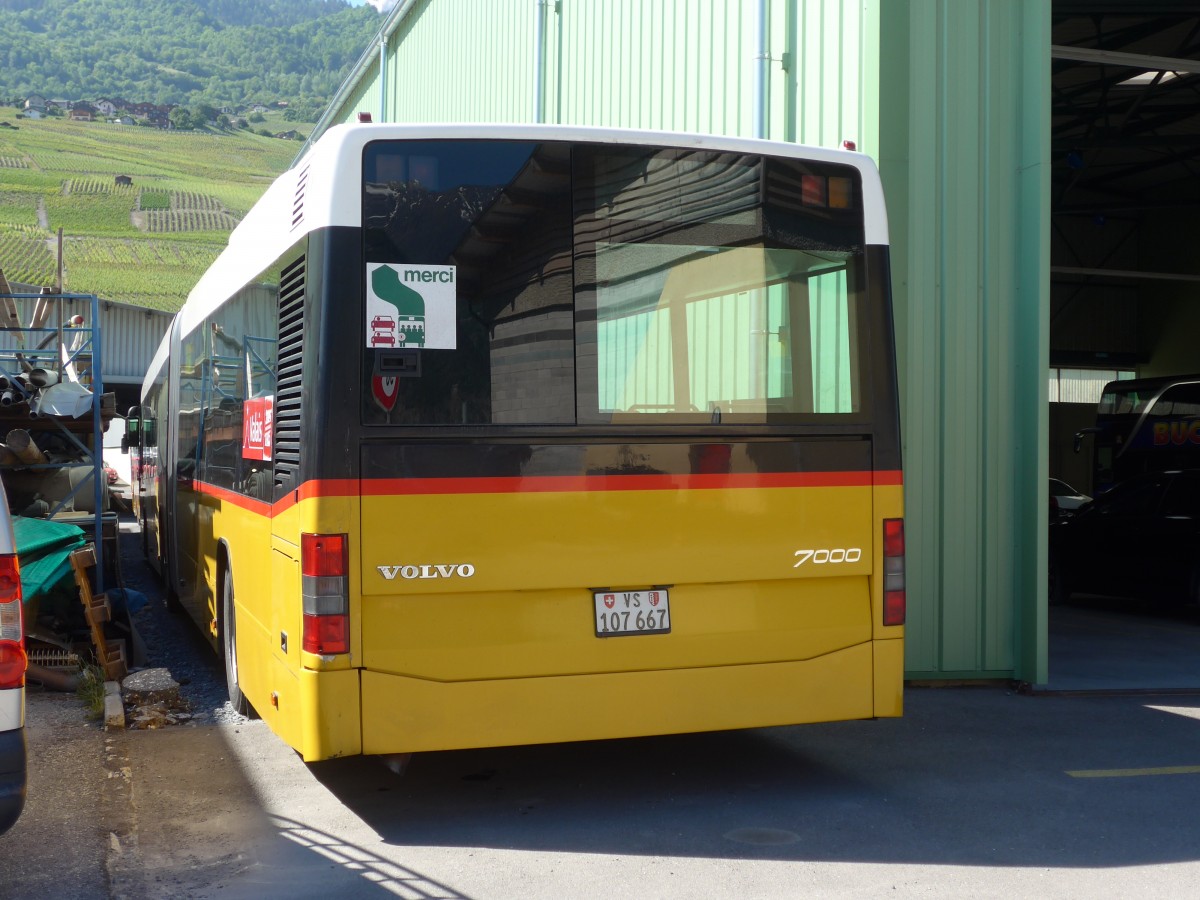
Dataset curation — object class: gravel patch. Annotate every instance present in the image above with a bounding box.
[116,521,249,726]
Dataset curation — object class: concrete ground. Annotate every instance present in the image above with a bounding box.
[103,682,1200,899]
[1045,597,1200,692]
[5,527,1200,898]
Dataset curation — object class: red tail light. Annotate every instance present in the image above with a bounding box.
[882,518,906,626]
[0,554,26,689]
[301,533,349,655]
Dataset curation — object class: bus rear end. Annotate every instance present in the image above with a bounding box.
[355,444,902,754]
[329,132,903,755]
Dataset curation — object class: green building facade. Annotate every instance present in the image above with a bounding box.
[307,0,1052,683]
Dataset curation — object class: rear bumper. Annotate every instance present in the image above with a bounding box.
[0,726,27,835]
[361,640,902,755]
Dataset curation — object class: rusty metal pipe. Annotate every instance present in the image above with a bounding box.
[6,428,46,465]
[26,663,81,692]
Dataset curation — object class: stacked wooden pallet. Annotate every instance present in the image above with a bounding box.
[69,543,127,681]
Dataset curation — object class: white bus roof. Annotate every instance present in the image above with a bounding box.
[169,123,889,355]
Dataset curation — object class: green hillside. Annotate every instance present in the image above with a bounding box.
[0,111,299,310]
[0,0,378,109]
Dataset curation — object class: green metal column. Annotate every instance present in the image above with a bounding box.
[879,0,1050,682]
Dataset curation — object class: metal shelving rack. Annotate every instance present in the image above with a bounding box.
[0,290,107,589]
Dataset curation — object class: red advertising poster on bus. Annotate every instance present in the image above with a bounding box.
[242,396,274,461]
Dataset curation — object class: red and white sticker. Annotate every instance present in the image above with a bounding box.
[242,396,274,461]
[371,374,399,412]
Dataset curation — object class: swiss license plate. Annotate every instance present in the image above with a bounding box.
[593,589,671,637]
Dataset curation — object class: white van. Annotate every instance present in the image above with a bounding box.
[0,475,26,834]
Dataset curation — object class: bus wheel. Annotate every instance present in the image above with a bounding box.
[222,567,257,719]
[165,584,183,614]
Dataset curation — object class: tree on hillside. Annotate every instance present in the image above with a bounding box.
[282,101,320,122]
[169,106,198,130]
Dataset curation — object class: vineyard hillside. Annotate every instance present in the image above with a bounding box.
[0,111,300,311]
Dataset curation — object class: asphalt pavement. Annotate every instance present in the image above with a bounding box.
[104,682,1200,899]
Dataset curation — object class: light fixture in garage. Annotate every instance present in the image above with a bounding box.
[1116,70,1186,88]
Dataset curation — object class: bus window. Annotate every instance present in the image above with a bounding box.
[1081,375,1200,494]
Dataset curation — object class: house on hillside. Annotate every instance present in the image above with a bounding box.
[148,105,173,129]
[112,115,135,126]
[23,94,47,113]
[94,98,119,116]
[127,103,173,129]
[69,104,95,122]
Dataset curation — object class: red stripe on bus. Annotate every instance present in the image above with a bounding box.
[191,469,902,516]
[358,470,900,495]
[192,480,275,516]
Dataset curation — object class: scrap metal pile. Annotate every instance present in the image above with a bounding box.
[0,271,135,690]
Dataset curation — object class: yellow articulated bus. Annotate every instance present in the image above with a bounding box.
[129,124,905,762]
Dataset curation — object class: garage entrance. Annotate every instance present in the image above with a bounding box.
[1047,2,1200,690]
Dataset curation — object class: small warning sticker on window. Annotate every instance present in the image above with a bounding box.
[366,263,457,350]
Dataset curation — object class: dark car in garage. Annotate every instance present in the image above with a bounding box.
[1049,469,1200,606]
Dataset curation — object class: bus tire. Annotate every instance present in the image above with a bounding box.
[165,586,183,614]
[222,565,257,719]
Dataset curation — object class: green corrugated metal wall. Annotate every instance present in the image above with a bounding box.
[550,0,752,134]
[320,0,1051,683]
[383,0,536,123]
[342,57,381,122]
[878,1,1049,680]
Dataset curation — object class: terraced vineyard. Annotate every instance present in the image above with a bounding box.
[139,190,171,210]
[0,112,300,311]
[64,237,224,310]
[64,178,139,196]
[44,193,142,235]
[170,191,224,211]
[145,209,240,233]
[0,193,39,227]
[0,226,54,286]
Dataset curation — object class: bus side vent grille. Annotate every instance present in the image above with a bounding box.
[291,165,309,230]
[273,256,305,493]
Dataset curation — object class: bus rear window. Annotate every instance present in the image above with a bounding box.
[361,140,867,427]
[582,243,859,422]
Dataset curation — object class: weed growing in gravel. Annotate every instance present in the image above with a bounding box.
[76,662,107,720]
